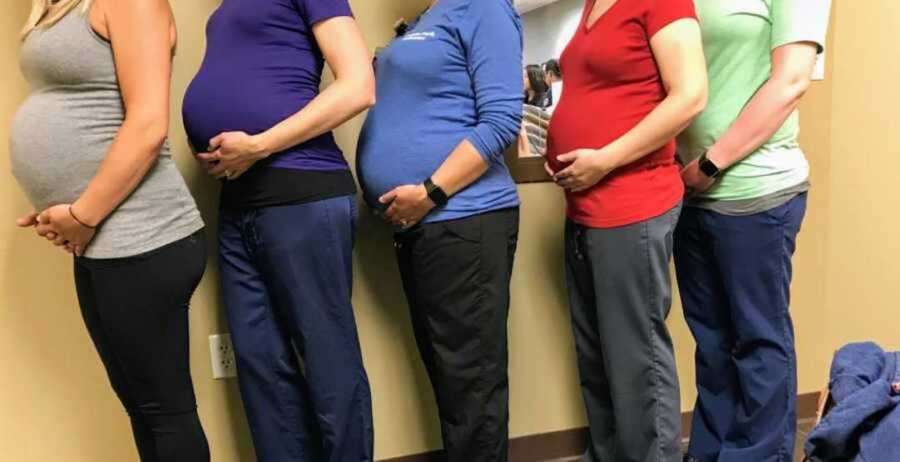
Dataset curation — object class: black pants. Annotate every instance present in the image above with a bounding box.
[394,208,519,462]
[73,231,210,462]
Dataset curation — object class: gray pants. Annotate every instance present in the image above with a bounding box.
[565,204,683,462]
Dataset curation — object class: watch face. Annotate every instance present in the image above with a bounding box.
[700,159,719,178]
[425,179,449,206]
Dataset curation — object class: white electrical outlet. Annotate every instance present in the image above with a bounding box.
[209,334,237,379]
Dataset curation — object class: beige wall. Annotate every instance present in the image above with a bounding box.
[1,1,898,461]
[820,1,900,351]
[788,0,900,397]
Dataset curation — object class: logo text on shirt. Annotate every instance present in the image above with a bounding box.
[402,31,436,41]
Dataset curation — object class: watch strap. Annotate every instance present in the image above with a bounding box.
[698,152,721,179]
[424,178,449,207]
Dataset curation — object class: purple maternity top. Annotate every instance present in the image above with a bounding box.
[183,0,356,208]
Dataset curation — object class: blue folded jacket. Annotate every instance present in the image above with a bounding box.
[805,342,900,461]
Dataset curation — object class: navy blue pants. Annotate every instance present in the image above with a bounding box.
[674,194,807,462]
[218,196,373,462]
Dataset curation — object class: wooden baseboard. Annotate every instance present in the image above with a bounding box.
[378,392,821,462]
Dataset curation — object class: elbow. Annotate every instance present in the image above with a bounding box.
[472,109,522,161]
[334,71,376,114]
[694,87,709,118]
[771,70,813,107]
[362,91,376,111]
[667,83,708,125]
[502,111,524,148]
[501,119,523,151]
[784,76,812,105]
[145,124,169,154]
[125,116,169,156]
[683,85,709,121]
[500,128,520,154]
[493,125,521,160]
[354,75,377,112]
[359,80,376,111]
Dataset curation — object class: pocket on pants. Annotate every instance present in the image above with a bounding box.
[763,193,808,232]
[439,216,482,244]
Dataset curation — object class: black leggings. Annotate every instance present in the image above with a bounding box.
[74,230,210,462]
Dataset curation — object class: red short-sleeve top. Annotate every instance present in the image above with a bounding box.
[547,0,697,228]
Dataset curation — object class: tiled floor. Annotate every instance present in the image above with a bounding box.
[541,418,817,462]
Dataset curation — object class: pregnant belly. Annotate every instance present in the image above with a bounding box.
[356,123,451,204]
[10,96,118,210]
[547,96,651,172]
[182,75,313,153]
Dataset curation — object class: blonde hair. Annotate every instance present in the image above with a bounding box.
[22,0,93,38]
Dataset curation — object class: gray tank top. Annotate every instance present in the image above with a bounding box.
[10,9,204,259]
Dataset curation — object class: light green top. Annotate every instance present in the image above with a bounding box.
[678,0,831,201]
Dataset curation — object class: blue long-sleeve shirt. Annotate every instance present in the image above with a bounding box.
[356,0,524,223]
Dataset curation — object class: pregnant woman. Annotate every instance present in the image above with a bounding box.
[182,0,375,460]
[545,0,707,460]
[357,0,523,460]
[676,1,832,460]
[11,0,208,461]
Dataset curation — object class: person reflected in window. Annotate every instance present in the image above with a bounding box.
[525,64,552,108]
[542,59,563,109]
[521,64,552,157]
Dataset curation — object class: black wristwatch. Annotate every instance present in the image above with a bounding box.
[424,178,449,207]
[698,151,722,179]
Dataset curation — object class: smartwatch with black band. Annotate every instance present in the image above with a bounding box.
[698,151,722,179]
[424,178,449,207]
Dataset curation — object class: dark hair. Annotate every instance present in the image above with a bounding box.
[394,20,410,38]
[525,65,549,94]
[394,8,432,38]
[543,59,562,79]
[524,64,551,107]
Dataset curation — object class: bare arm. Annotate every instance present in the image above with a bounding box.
[202,16,375,179]
[256,17,375,155]
[708,43,818,168]
[430,141,490,197]
[682,43,819,194]
[73,0,177,226]
[554,18,708,192]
